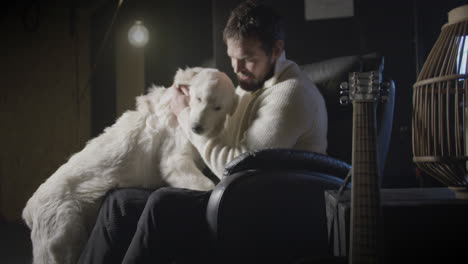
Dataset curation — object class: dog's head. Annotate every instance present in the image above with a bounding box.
[177,68,237,137]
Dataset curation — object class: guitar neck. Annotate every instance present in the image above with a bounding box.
[349,100,381,264]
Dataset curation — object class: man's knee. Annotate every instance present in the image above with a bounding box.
[143,187,211,226]
[99,188,152,226]
[103,189,131,209]
[145,187,182,213]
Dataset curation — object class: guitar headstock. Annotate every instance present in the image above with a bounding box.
[339,56,390,105]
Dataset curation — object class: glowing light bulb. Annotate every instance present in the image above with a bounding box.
[128,20,149,47]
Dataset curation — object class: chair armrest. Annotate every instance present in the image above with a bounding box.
[223,148,351,178]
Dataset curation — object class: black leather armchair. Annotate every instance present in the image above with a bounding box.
[205,54,396,263]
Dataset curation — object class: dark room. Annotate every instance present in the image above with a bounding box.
[1,0,468,263]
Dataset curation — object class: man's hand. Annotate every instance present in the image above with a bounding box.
[170,84,190,117]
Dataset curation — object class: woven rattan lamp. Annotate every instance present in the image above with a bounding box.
[413,5,468,198]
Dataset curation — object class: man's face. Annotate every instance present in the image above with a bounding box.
[226,37,277,92]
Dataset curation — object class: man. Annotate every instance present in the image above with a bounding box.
[78,1,327,263]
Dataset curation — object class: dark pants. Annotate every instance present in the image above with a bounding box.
[78,187,213,264]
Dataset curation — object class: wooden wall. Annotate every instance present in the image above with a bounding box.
[0,0,214,221]
[0,5,91,221]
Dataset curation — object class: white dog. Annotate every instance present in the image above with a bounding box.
[22,67,237,264]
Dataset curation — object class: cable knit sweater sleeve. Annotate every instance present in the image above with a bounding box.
[178,57,327,178]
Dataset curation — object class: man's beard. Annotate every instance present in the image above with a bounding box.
[238,65,275,92]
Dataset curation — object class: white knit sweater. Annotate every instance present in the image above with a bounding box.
[178,52,328,178]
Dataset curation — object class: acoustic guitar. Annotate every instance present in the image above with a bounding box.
[340,57,388,264]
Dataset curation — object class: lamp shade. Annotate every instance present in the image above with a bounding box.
[412,5,468,193]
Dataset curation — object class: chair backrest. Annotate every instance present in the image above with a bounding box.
[209,169,346,262]
[301,53,395,181]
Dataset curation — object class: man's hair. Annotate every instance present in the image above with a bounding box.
[223,1,285,55]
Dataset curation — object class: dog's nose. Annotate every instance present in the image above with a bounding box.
[192,124,204,134]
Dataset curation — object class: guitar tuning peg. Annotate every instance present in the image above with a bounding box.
[380,80,391,103]
[381,80,391,89]
[340,82,349,90]
[340,95,350,105]
[339,82,350,105]
[380,95,389,103]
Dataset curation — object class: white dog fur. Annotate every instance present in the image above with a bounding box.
[22,67,237,264]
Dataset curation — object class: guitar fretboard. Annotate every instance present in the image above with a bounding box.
[349,101,381,264]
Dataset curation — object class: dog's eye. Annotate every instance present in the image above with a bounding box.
[197,97,202,102]
[214,106,222,111]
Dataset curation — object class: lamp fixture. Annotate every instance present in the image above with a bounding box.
[128,20,149,48]
[412,5,468,197]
